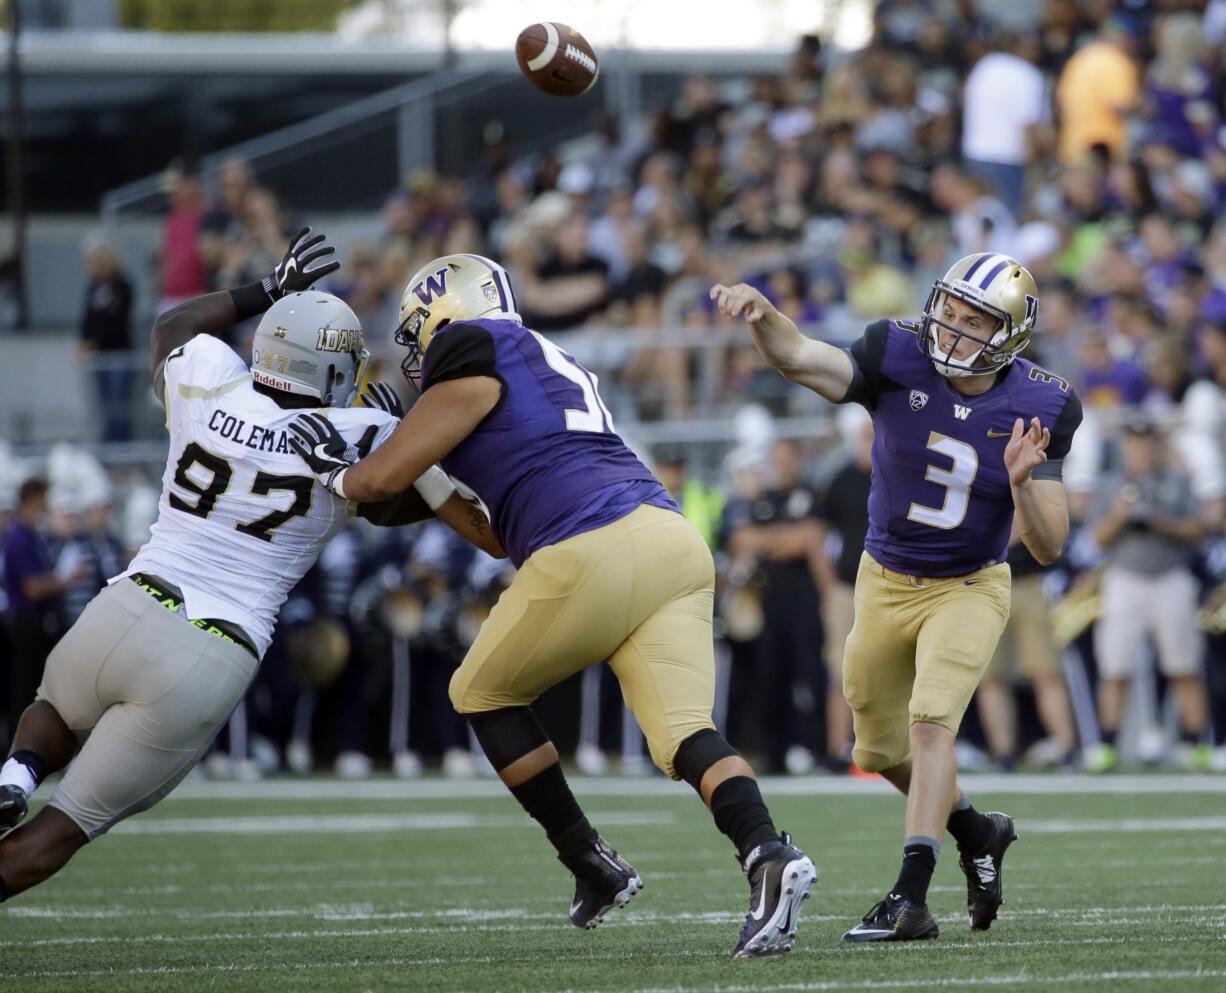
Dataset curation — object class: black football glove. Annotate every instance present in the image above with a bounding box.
[262,227,340,302]
[361,382,405,419]
[288,413,353,496]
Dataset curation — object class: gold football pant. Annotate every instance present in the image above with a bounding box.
[843,551,1010,773]
[449,504,717,777]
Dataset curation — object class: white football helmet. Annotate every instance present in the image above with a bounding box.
[395,253,520,389]
[251,291,370,407]
[921,253,1039,379]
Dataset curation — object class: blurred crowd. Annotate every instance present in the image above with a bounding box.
[17,0,1226,774]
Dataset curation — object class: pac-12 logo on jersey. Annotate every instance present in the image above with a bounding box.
[909,389,929,411]
[413,268,450,306]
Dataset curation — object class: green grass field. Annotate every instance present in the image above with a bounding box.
[2,774,1225,993]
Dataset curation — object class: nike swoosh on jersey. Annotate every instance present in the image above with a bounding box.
[986,430,1012,438]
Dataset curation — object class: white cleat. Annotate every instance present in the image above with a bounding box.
[732,832,818,958]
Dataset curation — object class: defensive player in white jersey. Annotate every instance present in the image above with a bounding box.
[0,230,500,902]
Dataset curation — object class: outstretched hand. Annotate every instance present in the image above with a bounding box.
[264,227,340,301]
[1003,416,1051,487]
[361,382,405,420]
[288,413,353,496]
[709,283,771,323]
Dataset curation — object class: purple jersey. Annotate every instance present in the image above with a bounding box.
[840,319,1082,578]
[421,319,677,566]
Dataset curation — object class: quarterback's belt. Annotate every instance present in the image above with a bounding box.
[129,572,258,660]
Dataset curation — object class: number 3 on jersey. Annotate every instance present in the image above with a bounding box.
[907,432,979,530]
[530,330,614,433]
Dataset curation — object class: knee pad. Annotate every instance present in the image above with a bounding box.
[447,668,468,713]
[671,728,738,791]
[851,744,901,775]
[466,707,550,772]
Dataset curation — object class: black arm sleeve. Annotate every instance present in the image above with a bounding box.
[1030,388,1082,481]
[355,488,434,527]
[1045,388,1083,461]
[421,323,499,390]
[838,319,891,409]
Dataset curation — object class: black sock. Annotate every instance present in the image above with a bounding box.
[947,799,994,854]
[1180,728,1202,747]
[11,750,46,786]
[710,776,778,861]
[509,763,595,856]
[0,873,7,902]
[1100,728,1117,748]
[892,840,937,905]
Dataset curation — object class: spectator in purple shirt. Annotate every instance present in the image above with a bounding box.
[3,479,83,751]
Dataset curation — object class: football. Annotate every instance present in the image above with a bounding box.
[515,22,600,97]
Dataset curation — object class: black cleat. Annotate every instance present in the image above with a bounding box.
[843,893,939,942]
[0,785,27,830]
[560,835,643,929]
[958,811,1017,930]
[732,832,817,958]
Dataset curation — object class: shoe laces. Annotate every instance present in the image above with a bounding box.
[862,897,890,923]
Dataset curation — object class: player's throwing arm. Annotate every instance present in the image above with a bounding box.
[709,283,854,402]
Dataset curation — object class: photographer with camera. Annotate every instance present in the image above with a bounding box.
[1087,411,1210,771]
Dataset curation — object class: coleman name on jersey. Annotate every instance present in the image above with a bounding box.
[207,408,294,455]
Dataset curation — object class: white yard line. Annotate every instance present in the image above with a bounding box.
[111,810,675,835]
[4,902,1221,929]
[595,971,1226,993]
[1024,816,1226,833]
[157,772,1226,802]
[1,929,1207,953]
[93,809,1226,838]
[7,957,1225,989]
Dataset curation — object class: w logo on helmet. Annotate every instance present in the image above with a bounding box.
[413,268,450,306]
[1024,294,1038,327]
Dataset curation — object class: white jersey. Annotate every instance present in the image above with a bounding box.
[119,335,397,657]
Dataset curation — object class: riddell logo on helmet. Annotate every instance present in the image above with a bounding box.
[252,369,297,392]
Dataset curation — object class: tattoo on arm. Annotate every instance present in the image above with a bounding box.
[465,498,487,534]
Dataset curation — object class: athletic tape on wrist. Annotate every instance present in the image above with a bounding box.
[413,466,456,511]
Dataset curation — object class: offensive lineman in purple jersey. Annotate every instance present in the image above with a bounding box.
[713,251,1082,943]
[288,253,817,958]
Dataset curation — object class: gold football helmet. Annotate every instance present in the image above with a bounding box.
[921,253,1038,379]
[395,253,520,389]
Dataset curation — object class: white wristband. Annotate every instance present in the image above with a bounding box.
[327,467,349,501]
[413,465,456,511]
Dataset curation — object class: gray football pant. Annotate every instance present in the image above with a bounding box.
[36,578,257,839]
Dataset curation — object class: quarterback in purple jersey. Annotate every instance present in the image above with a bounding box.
[290,253,816,958]
[714,251,1082,943]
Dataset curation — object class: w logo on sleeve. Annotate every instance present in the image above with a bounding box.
[413,268,450,306]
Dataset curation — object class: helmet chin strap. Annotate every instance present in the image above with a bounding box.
[933,351,997,379]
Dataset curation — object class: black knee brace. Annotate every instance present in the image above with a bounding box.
[672,728,739,792]
[466,707,550,772]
